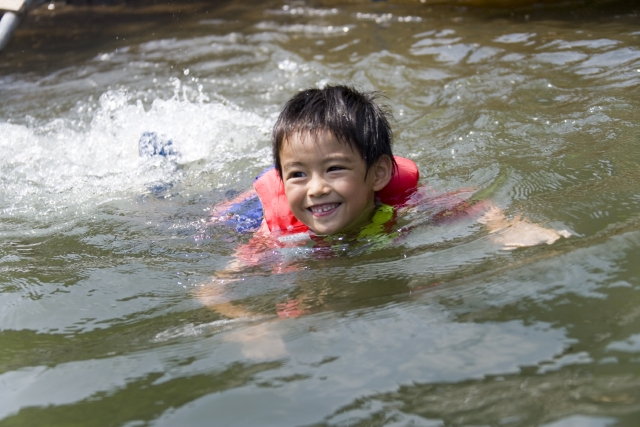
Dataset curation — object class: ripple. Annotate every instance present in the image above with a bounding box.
[534,51,589,65]
[493,32,536,44]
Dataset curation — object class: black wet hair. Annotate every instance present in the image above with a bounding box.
[272,85,396,179]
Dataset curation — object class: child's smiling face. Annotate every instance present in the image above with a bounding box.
[280,131,391,235]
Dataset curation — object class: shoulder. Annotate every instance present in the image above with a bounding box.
[377,156,420,206]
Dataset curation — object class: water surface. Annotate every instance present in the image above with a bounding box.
[1,0,640,426]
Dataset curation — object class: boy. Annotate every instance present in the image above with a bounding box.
[213,85,420,238]
[200,85,570,318]
[214,85,568,242]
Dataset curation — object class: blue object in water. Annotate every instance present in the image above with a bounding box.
[218,167,277,232]
[138,132,178,196]
[216,167,272,232]
[137,131,264,228]
[222,193,264,233]
[138,132,178,158]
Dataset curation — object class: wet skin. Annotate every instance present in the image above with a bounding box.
[279,132,392,235]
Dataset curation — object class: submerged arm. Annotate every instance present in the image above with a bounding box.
[196,260,257,319]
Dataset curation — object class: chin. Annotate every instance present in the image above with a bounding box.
[309,224,341,235]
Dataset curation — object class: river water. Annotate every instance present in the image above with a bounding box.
[1,0,640,426]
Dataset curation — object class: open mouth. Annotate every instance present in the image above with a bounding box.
[308,203,341,215]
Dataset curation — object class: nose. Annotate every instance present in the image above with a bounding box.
[308,173,330,197]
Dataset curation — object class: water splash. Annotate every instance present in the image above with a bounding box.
[0,89,271,220]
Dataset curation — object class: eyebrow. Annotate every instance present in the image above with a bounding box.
[323,153,354,163]
[282,161,304,170]
[282,153,355,170]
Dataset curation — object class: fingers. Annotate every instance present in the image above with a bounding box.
[276,299,304,318]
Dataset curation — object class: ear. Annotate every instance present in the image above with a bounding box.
[372,155,393,192]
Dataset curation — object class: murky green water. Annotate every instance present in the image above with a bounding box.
[1,0,640,426]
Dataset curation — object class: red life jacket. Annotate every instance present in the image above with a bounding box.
[253,156,419,233]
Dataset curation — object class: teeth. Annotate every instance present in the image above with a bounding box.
[310,203,339,213]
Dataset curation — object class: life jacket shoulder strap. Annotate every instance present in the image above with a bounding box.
[253,167,307,233]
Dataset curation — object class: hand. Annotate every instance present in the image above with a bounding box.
[479,203,571,250]
[490,220,571,249]
[196,276,257,318]
[224,323,288,360]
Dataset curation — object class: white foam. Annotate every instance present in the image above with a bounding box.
[0,89,272,219]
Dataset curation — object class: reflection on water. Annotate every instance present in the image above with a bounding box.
[1,0,640,425]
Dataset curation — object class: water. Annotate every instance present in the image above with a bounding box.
[1,0,640,425]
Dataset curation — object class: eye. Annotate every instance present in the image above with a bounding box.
[287,171,306,179]
[327,165,345,172]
